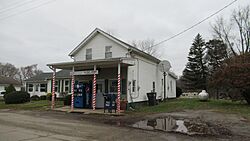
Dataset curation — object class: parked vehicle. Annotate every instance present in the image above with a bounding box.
[0,90,6,100]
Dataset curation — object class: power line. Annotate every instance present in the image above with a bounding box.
[0,0,29,12]
[149,0,238,49]
[0,0,40,15]
[0,0,57,21]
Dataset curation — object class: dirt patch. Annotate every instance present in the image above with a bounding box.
[75,109,250,140]
[131,116,231,137]
[184,119,231,136]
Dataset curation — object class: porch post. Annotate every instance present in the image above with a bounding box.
[92,65,97,110]
[117,63,121,113]
[71,66,75,111]
[51,67,56,109]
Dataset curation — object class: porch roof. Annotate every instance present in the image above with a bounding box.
[47,57,135,70]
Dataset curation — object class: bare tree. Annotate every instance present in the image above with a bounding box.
[232,5,250,54]
[20,64,43,80]
[131,39,160,57]
[0,63,43,85]
[211,5,250,56]
[0,63,19,78]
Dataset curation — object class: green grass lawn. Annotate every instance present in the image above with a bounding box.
[134,98,250,119]
[0,100,64,110]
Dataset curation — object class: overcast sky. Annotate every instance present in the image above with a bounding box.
[0,0,249,75]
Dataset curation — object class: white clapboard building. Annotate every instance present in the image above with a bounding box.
[47,28,177,109]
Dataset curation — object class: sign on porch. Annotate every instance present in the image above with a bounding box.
[70,70,99,76]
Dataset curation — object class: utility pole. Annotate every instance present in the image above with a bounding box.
[163,71,166,102]
[159,60,171,102]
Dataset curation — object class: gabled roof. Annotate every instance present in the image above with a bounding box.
[25,70,71,82]
[69,28,161,63]
[25,72,52,82]
[0,76,21,86]
[168,71,178,79]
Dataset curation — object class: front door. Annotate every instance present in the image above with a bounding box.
[96,80,105,108]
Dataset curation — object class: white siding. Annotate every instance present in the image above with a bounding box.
[0,86,5,92]
[74,33,128,61]
[167,75,177,98]
[26,79,71,97]
[127,55,176,103]
[127,55,164,103]
[26,83,47,97]
[15,86,21,91]
[0,85,21,92]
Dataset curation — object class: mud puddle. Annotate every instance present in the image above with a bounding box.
[131,116,231,136]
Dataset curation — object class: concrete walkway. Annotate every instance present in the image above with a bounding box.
[54,106,124,115]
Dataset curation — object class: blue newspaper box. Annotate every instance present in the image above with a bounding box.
[74,95,83,108]
[74,82,84,108]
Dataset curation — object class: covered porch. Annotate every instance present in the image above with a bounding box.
[47,57,135,113]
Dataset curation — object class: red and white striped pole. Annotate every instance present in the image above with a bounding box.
[92,65,96,110]
[117,63,121,113]
[51,68,56,109]
[71,67,75,111]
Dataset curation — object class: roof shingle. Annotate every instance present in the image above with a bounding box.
[0,76,21,86]
[25,70,71,82]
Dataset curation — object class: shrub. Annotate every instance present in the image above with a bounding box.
[30,95,40,101]
[40,95,47,100]
[242,89,250,104]
[47,93,56,101]
[210,53,250,104]
[176,87,183,98]
[64,94,72,106]
[5,84,16,95]
[4,91,30,104]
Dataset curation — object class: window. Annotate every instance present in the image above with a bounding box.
[55,80,59,92]
[105,46,112,58]
[35,84,39,92]
[64,80,70,92]
[86,48,92,60]
[121,79,127,95]
[40,84,47,92]
[170,80,173,92]
[28,84,33,92]
[132,80,136,92]
[96,84,103,93]
[109,80,117,93]
[152,81,155,92]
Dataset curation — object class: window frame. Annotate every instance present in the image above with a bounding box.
[55,80,59,92]
[132,80,136,93]
[64,79,70,92]
[35,84,39,92]
[40,83,47,92]
[86,48,92,60]
[105,46,112,58]
[170,80,173,92]
[28,84,33,92]
[109,79,118,93]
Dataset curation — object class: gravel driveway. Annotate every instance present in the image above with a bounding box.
[0,109,249,141]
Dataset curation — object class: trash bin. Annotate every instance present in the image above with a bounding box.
[147,92,156,106]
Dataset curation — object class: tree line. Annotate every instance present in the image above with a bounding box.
[0,63,43,84]
[180,5,250,104]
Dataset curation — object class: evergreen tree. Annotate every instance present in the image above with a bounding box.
[5,84,16,94]
[205,39,228,75]
[181,34,207,91]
